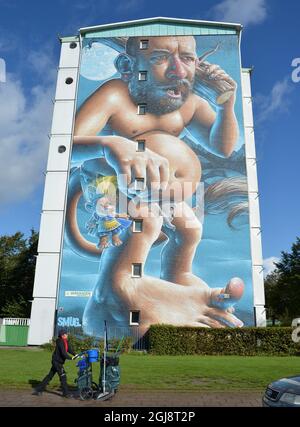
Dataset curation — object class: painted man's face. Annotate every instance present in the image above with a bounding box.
[128,36,198,115]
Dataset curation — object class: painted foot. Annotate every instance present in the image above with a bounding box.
[208,277,245,327]
[112,234,123,247]
[97,236,110,251]
[211,277,244,306]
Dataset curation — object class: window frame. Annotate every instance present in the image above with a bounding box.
[138,71,148,81]
[140,40,149,50]
[133,219,143,233]
[137,104,147,115]
[136,140,146,152]
[129,310,140,326]
[132,263,143,278]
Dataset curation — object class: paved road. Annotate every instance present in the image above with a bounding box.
[0,389,262,407]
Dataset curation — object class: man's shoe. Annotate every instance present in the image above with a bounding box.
[32,390,42,396]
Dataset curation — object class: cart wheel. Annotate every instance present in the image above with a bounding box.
[80,387,93,400]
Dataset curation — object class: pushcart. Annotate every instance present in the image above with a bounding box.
[74,349,99,400]
[74,321,122,401]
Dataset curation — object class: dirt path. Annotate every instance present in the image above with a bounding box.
[0,389,262,407]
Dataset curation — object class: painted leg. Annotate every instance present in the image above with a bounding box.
[97,235,110,251]
[82,204,163,337]
[83,201,244,336]
[161,202,244,327]
[161,202,202,285]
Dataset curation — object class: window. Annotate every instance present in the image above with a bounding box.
[133,219,143,233]
[132,263,142,277]
[65,77,74,85]
[136,140,145,152]
[138,71,147,81]
[140,40,149,50]
[69,42,77,49]
[135,178,145,191]
[130,311,140,326]
[58,145,66,153]
[138,104,147,115]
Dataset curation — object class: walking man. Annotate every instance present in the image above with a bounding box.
[33,329,77,398]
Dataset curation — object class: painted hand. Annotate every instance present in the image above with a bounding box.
[196,60,237,105]
[103,137,170,193]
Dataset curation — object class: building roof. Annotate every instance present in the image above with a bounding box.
[79,16,243,35]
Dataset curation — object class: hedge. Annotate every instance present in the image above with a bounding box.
[147,325,300,356]
[41,335,134,354]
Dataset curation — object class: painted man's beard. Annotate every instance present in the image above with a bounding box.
[128,76,194,115]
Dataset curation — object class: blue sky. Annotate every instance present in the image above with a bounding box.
[0,0,299,275]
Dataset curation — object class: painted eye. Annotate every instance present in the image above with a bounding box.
[151,55,168,64]
[181,56,195,63]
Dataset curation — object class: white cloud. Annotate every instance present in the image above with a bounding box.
[0,29,18,52]
[255,77,293,124]
[0,73,54,206]
[263,256,279,277]
[211,0,267,27]
[27,50,57,84]
[116,0,143,13]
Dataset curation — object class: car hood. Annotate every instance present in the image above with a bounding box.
[270,376,300,393]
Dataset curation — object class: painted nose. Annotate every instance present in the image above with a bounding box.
[166,56,187,80]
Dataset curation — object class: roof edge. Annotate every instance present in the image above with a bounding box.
[79,16,243,35]
[242,66,255,74]
[59,35,80,43]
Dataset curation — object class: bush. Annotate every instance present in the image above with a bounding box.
[40,335,97,353]
[107,336,134,353]
[40,334,134,354]
[148,325,300,356]
[40,341,55,352]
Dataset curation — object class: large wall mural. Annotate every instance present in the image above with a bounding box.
[56,34,254,337]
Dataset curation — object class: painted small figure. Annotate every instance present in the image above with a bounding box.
[86,195,131,251]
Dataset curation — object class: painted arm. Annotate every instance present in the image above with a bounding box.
[86,214,98,233]
[73,80,170,188]
[72,80,118,163]
[190,63,239,158]
[74,80,120,136]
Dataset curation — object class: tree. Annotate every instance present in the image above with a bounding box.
[0,230,38,317]
[1,296,29,318]
[265,237,300,325]
[264,270,281,325]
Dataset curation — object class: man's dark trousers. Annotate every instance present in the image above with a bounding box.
[36,361,69,395]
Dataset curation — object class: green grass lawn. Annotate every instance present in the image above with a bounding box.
[0,348,300,392]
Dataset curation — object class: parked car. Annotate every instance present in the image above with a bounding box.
[263,376,300,407]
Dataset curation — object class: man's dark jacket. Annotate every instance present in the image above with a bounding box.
[52,337,75,364]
